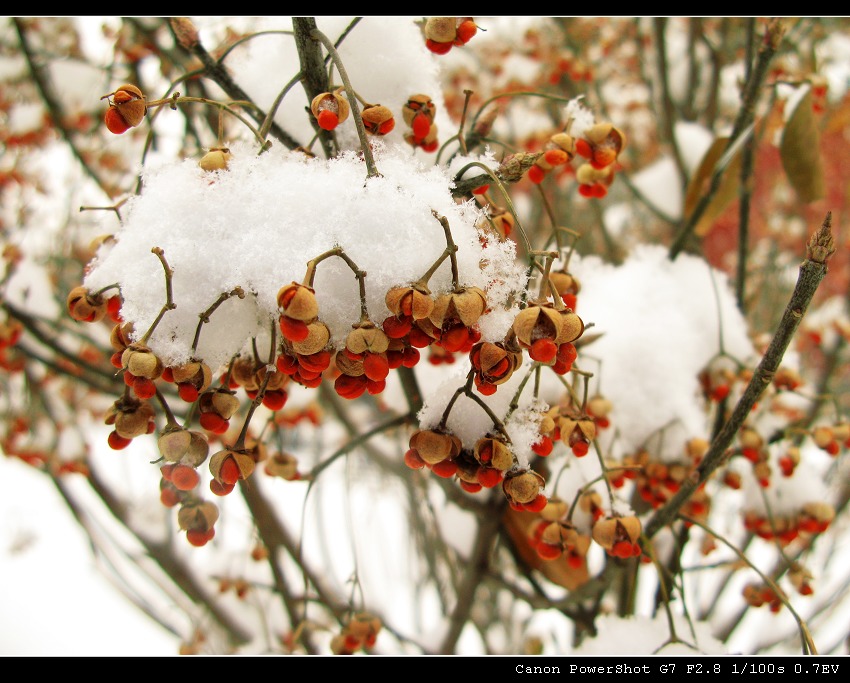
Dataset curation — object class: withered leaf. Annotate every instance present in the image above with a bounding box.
[780,89,826,203]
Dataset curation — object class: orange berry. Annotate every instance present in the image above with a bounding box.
[528,165,546,184]
[187,528,215,547]
[455,20,477,45]
[104,106,130,134]
[317,110,339,131]
[426,39,452,55]
[171,464,200,491]
[108,431,131,450]
[199,412,229,434]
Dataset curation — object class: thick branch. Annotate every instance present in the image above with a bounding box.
[646,214,834,539]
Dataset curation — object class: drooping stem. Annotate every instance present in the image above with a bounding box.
[308,27,379,178]
[191,287,246,354]
[139,247,177,345]
[303,246,369,322]
[431,211,460,290]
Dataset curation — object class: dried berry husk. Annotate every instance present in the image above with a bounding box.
[122,344,164,379]
[172,361,212,391]
[430,286,487,328]
[555,311,584,344]
[361,105,395,135]
[503,470,545,504]
[310,90,350,124]
[177,500,218,532]
[200,388,240,420]
[409,429,462,465]
[277,282,319,322]
[335,350,365,377]
[199,148,232,172]
[512,304,562,347]
[67,286,107,323]
[291,321,330,356]
[346,323,390,355]
[592,515,642,550]
[110,322,135,351]
[106,398,155,439]
[541,521,579,548]
[541,497,569,522]
[209,448,256,484]
[424,17,458,43]
[159,426,209,467]
[110,84,146,129]
[265,452,299,480]
[385,284,434,320]
[576,163,612,185]
[402,94,435,127]
[473,436,514,471]
[470,342,522,385]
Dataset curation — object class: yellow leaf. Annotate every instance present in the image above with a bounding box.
[780,89,826,203]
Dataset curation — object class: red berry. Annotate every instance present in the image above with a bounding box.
[575,139,592,159]
[107,431,131,450]
[383,315,412,339]
[459,480,482,493]
[426,39,452,55]
[104,106,130,134]
[527,165,546,184]
[132,376,156,400]
[210,479,235,496]
[335,374,366,400]
[430,459,458,478]
[530,338,557,363]
[279,316,309,342]
[171,464,200,491]
[455,20,477,45]
[571,441,589,457]
[160,488,181,508]
[219,456,241,485]
[316,109,339,131]
[404,449,426,470]
[186,528,215,547]
[412,112,431,141]
[477,467,503,488]
[523,494,547,512]
[363,353,390,382]
[532,436,553,457]
[178,383,199,402]
[262,389,288,411]
[199,412,229,434]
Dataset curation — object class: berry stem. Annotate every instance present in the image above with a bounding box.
[139,247,177,345]
[680,514,816,655]
[430,211,460,291]
[191,287,246,355]
[438,370,511,443]
[308,28,379,179]
[154,387,180,429]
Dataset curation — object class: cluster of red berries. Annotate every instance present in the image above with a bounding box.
[404,428,547,510]
[422,17,477,55]
[743,501,835,546]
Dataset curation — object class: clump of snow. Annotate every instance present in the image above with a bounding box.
[84,141,524,371]
[573,612,728,655]
[567,244,754,460]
